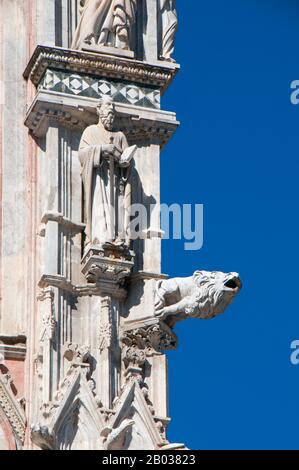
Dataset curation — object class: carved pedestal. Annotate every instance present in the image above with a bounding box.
[81,244,134,285]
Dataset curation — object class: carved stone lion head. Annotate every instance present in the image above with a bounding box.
[155,270,242,327]
[188,270,242,319]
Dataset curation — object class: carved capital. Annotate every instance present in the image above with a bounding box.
[122,322,177,354]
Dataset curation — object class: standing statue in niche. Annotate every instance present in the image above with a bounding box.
[78,96,137,249]
[159,0,178,62]
[72,0,137,51]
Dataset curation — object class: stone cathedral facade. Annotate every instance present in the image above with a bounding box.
[0,1,241,450]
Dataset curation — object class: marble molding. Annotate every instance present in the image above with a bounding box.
[23,45,179,92]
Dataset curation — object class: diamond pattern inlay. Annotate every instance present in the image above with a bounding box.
[127,87,139,100]
[98,82,111,95]
[38,69,160,109]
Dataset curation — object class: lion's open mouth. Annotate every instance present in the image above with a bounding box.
[224,276,241,290]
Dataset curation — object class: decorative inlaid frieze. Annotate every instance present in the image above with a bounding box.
[39,69,160,109]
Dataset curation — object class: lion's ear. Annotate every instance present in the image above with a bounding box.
[193,271,204,282]
[194,270,203,276]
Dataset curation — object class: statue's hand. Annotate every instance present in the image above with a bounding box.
[155,305,169,319]
[102,144,122,161]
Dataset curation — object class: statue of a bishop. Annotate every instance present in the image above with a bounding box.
[78,96,136,248]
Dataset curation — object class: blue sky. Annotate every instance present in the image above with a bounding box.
[162,0,299,450]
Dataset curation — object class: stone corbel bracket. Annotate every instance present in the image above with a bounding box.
[23,46,179,93]
[38,211,86,237]
[81,245,135,287]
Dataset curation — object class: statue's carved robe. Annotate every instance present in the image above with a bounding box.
[72,0,137,51]
[159,0,178,61]
[78,124,131,246]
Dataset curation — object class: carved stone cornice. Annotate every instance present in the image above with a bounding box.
[0,372,26,444]
[63,343,91,367]
[23,45,179,93]
[24,91,179,145]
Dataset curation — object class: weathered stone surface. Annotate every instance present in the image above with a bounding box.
[0,1,242,450]
[155,271,242,327]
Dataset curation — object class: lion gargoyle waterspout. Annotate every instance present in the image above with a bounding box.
[154,271,242,327]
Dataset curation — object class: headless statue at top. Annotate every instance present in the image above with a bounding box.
[159,0,178,62]
[72,0,137,51]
